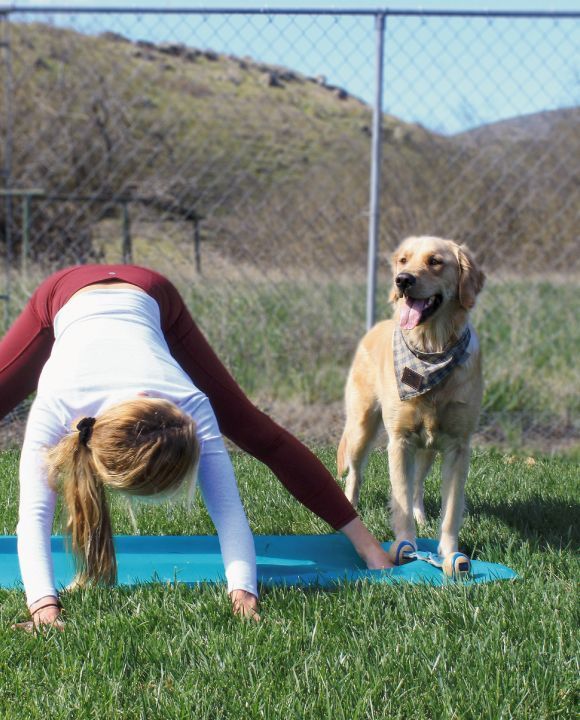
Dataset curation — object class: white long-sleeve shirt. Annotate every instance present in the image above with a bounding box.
[17,288,257,604]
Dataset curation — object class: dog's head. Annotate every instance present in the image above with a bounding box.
[390,236,485,341]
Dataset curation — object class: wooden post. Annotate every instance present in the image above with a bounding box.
[21,193,30,277]
[194,218,201,274]
[122,201,132,264]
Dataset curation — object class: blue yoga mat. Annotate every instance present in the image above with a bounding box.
[0,535,516,590]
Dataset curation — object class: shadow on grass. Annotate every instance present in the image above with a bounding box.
[469,496,579,550]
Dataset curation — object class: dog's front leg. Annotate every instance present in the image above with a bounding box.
[387,436,416,546]
[438,441,471,557]
[413,448,436,525]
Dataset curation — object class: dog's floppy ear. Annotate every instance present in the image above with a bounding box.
[456,245,485,309]
[389,249,400,303]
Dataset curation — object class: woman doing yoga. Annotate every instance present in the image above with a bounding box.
[0,264,392,628]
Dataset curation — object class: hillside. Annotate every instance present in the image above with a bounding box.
[456,107,580,146]
[0,22,578,274]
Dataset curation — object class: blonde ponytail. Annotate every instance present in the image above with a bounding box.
[47,398,199,587]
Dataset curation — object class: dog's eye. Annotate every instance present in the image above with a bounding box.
[428,256,442,266]
[399,257,407,265]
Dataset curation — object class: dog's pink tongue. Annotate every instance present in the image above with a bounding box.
[399,297,426,330]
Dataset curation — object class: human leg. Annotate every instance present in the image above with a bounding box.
[159,280,358,530]
[0,295,54,419]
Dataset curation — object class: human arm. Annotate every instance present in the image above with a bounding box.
[188,394,258,616]
[196,434,259,617]
[16,400,65,627]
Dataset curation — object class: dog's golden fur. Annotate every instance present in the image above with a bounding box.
[337,236,485,556]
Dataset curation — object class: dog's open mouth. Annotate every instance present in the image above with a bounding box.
[399,294,442,330]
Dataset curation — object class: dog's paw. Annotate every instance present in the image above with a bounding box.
[437,536,458,558]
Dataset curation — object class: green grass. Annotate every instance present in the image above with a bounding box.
[0,447,577,719]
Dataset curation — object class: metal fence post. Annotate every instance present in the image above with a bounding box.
[366,12,386,331]
[1,13,13,325]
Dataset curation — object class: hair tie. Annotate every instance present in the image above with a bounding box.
[76,417,96,446]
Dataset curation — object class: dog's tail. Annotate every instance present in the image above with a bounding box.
[336,433,348,478]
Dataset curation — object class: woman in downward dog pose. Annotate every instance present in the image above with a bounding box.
[0,264,392,628]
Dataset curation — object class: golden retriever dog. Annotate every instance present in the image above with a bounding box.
[337,235,485,558]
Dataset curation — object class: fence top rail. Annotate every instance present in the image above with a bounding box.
[1,5,579,19]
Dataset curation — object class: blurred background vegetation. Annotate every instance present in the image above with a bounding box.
[1,17,578,452]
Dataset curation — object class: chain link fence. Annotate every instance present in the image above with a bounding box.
[1,7,579,451]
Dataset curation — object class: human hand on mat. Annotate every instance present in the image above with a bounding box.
[341,518,394,570]
[230,589,260,622]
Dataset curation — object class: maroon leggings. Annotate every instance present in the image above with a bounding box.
[0,264,357,530]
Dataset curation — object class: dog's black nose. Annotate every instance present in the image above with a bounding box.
[395,273,416,290]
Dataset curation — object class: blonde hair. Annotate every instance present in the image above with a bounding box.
[47,397,199,587]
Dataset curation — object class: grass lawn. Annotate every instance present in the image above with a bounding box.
[0,447,577,719]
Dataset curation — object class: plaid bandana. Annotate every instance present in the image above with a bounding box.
[393,326,471,400]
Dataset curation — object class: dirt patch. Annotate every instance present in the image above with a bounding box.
[0,416,27,451]
[0,399,356,452]
[255,399,349,448]
[255,401,579,454]
[1,400,577,455]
